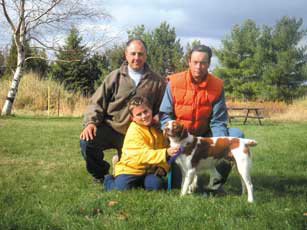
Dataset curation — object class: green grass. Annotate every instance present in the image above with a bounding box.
[0,116,306,229]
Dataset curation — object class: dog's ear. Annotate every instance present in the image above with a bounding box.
[174,121,188,138]
[173,121,183,133]
[180,125,188,139]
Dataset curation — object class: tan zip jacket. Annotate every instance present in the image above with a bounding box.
[83,62,166,134]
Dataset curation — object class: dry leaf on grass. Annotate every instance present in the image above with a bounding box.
[117,212,128,221]
[108,200,118,207]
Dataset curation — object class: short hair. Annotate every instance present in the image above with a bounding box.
[128,96,151,116]
[126,38,147,52]
[189,44,212,61]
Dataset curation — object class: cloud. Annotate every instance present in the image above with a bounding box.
[104,0,307,49]
[1,0,307,52]
[178,0,307,38]
[105,1,187,32]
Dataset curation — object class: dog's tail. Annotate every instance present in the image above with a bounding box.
[243,139,257,147]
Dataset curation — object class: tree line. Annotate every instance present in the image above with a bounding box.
[214,17,307,102]
[1,17,307,103]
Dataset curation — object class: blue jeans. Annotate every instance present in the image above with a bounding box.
[104,174,164,191]
[227,128,245,138]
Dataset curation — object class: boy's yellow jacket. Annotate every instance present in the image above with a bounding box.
[114,121,170,177]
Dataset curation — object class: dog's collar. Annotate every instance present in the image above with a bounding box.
[168,147,185,164]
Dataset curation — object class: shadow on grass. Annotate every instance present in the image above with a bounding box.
[222,174,307,199]
[171,168,307,201]
[252,175,307,195]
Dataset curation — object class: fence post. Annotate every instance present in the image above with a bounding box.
[57,90,60,116]
[48,80,51,116]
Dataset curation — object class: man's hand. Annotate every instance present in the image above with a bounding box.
[80,124,97,141]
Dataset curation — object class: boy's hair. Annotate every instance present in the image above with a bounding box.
[128,96,151,116]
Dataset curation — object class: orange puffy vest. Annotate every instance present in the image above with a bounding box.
[169,69,224,136]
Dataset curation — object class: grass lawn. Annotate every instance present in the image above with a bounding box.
[0,116,306,230]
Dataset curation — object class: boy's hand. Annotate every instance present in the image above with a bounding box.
[154,167,166,176]
[166,147,180,157]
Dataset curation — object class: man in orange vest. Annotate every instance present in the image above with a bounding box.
[159,44,244,195]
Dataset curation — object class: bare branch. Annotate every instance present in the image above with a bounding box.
[28,36,62,52]
[86,37,120,54]
[25,0,110,35]
[25,0,62,28]
[1,0,16,31]
[12,0,18,10]
[24,56,81,63]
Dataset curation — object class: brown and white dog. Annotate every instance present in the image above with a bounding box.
[164,120,257,203]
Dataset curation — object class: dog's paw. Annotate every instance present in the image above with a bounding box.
[180,192,187,197]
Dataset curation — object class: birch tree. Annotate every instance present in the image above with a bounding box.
[0,0,110,115]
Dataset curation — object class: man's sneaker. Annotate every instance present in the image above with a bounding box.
[112,155,119,175]
[212,186,227,197]
[93,178,104,184]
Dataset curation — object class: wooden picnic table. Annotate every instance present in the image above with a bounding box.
[227,107,264,125]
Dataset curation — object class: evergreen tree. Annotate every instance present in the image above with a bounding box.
[26,48,49,78]
[51,27,100,95]
[214,17,307,102]
[214,20,261,100]
[94,44,126,88]
[261,17,307,102]
[128,22,184,77]
[150,22,184,76]
[104,43,126,71]
[86,52,108,91]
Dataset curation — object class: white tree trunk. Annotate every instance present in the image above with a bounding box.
[1,38,25,116]
[1,0,26,116]
[1,65,23,115]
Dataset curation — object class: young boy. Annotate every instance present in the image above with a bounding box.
[104,96,179,191]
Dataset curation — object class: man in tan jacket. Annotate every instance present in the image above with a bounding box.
[80,39,166,183]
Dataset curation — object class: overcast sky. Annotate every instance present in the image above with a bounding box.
[104,0,307,48]
[1,0,307,54]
